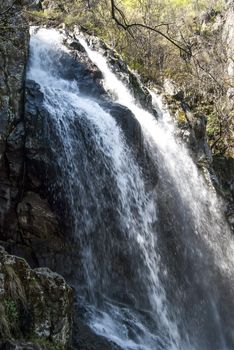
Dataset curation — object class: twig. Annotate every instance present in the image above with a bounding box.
[110,0,226,92]
[0,0,18,16]
[110,0,191,56]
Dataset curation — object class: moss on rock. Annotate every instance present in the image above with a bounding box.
[0,246,73,349]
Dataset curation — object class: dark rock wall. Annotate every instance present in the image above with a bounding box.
[0,4,75,348]
[0,2,68,273]
[0,0,29,238]
[1,0,231,279]
[0,2,233,348]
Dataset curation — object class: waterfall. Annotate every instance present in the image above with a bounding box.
[27,28,234,350]
[78,36,234,274]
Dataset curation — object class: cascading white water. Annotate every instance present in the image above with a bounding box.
[27,27,234,350]
[27,28,186,350]
[77,35,234,349]
[78,37,234,277]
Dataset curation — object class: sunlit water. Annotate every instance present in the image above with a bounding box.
[79,36,234,272]
[27,28,234,350]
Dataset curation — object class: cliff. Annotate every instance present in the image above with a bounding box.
[0,0,234,349]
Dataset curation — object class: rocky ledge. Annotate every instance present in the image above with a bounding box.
[0,246,73,349]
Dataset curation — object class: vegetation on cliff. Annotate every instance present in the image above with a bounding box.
[27,0,233,158]
[0,1,233,348]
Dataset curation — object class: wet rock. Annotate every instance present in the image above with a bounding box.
[24,80,83,280]
[163,84,233,230]
[73,320,122,350]
[72,27,157,116]
[173,90,184,101]
[0,74,74,273]
[100,101,144,153]
[213,156,234,228]
[24,80,51,189]
[67,39,86,53]
[6,122,25,153]
[164,94,212,162]
[6,122,25,181]
[17,192,59,240]
[0,340,41,350]
[15,189,77,275]
[100,100,158,188]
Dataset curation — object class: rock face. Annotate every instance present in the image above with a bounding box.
[66,30,158,187]
[0,1,70,276]
[160,1,234,200]
[0,246,73,349]
[213,156,234,229]
[21,27,159,348]
[71,26,157,117]
[22,30,157,274]
[0,3,75,349]
[163,90,212,162]
[0,1,234,349]
[162,88,234,227]
[72,320,122,350]
[0,0,28,234]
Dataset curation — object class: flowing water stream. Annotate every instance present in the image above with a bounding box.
[27,28,234,350]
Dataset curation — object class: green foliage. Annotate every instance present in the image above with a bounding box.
[5,264,26,306]
[177,110,187,124]
[168,0,196,8]
[207,113,220,138]
[0,302,10,338]
[122,0,139,8]
[31,0,231,156]
[213,0,225,12]
[4,298,19,329]
[32,9,61,19]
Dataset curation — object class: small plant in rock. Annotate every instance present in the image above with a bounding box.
[4,298,19,331]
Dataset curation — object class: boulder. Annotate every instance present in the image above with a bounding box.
[73,320,122,350]
[0,246,73,349]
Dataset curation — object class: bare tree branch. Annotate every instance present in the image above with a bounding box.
[110,0,226,93]
[191,55,225,92]
[110,0,191,56]
[0,0,18,16]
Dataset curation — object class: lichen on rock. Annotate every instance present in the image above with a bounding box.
[0,246,73,349]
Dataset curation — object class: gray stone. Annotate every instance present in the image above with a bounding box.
[0,247,73,348]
